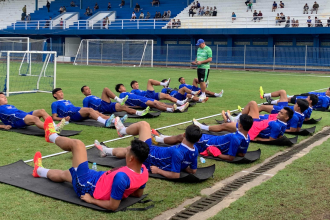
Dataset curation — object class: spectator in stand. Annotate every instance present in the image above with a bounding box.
[94,3,99,11]
[145,11,150,20]
[84,7,90,16]
[177,19,181,28]
[291,17,295,27]
[279,1,284,8]
[303,3,309,14]
[280,12,285,24]
[247,2,253,12]
[252,10,258,22]
[205,6,210,16]
[26,14,31,22]
[213,6,217,16]
[307,16,312,27]
[22,5,26,14]
[154,11,161,19]
[107,2,111,10]
[46,0,50,12]
[232,12,236,22]
[63,6,67,12]
[167,10,171,18]
[315,17,323,27]
[272,1,277,12]
[285,16,290,27]
[257,11,263,21]
[119,0,125,8]
[189,7,194,17]
[245,0,249,6]
[162,11,168,20]
[60,18,63,29]
[327,17,330,27]
[197,1,200,8]
[59,6,63,14]
[70,1,76,7]
[170,19,176,28]
[106,16,110,28]
[209,7,213,16]
[275,13,280,25]
[45,17,51,28]
[311,1,319,14]
[139,11,144,19]
[296,19,299,27]
[102,17,106,29]
[131,11,136,21]
[151,0,159,6]
[134,3,140,12]
[198,7,205,16]
[192,2,196,9]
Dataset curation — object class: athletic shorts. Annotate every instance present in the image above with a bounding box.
[99,100,117,114]
[271,102,288,114]
[9,111,33,128]
[70,112,88,122]
[197,68,210,82]
[69,161,105,198]
[146,90,160,100]
[173,92,187,101]
[192,85,201,92]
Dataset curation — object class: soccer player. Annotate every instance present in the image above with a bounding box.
[51,88,114,127]
[178,77,223,97]
[160,79,208,103]
[193,101,294,141]
[0,92,65,131]
[191,39,212,99]
[32,117,149,211]
[130,79,188,106]
[81,86,149,116]
[291,89,330,111]
[152,114,253,162]
[259,87,315,122]
[115,84,189,113]
[95,119,201,179]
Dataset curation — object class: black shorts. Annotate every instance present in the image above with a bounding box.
[289,96,297,104]
[197,68,210,82]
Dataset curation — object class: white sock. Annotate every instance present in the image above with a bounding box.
[192,91,198,95]
[155,136,165,143]
[53,122,57,127]
[167,108,174,112]
[160,82,166,86]
[264,93,271,98]
[214,93,220,97]
[271,100,279,105]
[97,116,106,124]
[104,148,113,156]
[200,124,210,131]
[201,92,206,96]
[176,100,184,105]
[120,127,127,135]
[136,111,143,116]
[37,167,49,178]
[114,96,121,102]
[49,133,59,143]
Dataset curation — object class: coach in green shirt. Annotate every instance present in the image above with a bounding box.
[191,39,212,99]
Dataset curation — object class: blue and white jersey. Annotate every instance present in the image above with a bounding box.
[0,105,29,126]
[312,96,330,110]
[309,92,326,96]
[287,111,305,129]
[51,100,81,117]
[195,131,250,157]
[83,95,102,110]
[258,119,287,139]
[131,89,147,97]
[145,143,198,173]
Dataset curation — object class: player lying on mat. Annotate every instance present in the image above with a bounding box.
[52,88,125,127]
[291,89,330,111]
[130,79,188,106]
[95,119,201,179]
[193,101,293,141]
[178,77,223,98]
[259,87,310,128]
[0,92,65,131]
[259,87,318,121]
[32,117,149,211]
[81,86,149,116]
[152,114,253,162]
[160,79,208,103]
[115,84,189,113]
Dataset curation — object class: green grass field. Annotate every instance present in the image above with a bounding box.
[1,64,330,220]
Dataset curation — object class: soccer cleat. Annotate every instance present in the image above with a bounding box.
[44,117,57,143]
[114,116,125,137]
[151,136,159,145]
[219,89,224,97]
[120,114,128,123]
[179,102,189,112]
[238,105,243,112]
[192,118,201,128]
[192,90,201,96]
[151,129,160,137]
[120,95,128,106]
[205,80,209,88]
[32,151,43,178]
[182,98,189,104]
[94,140,107,157]
[141,106,150,116]
[165,78,171,88]
[201,97,209,103]
[222,110,229,122]
[199,95,206,100]
[55,118,66,133]
[266,96,274,104]
[225,112,232,123]
[173,104,178,111]
[105,114,115,127]
[260,86,264,99]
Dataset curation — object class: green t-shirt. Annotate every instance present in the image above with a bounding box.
[197,45,212,69]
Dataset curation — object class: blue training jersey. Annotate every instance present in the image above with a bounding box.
[179,84,193,90]
[83,95,102,111]
[287,111,305,129]
[309,92,326,96]
[146,143,198,173]
[195,131,250,157]
[0,105,27,125]
[131,89,147,97]
[312,96,330,110]
[51,100,81,117]
[258,119,287,139]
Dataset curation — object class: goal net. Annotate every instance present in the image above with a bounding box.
[0,37,46,52]
[74,39,154,67]
[0,51,56,97]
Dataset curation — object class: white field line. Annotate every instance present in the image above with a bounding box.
[225,71,330,78]
[24,87,328,163]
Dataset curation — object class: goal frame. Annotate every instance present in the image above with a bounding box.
[0,37,30,51]
[73,39,154,67]
[3,51,57,97]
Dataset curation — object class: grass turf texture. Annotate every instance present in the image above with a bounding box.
[0,64,330,219]
[209,136,330,220]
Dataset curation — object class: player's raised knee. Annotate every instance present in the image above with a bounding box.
[249,100,258,105]
[138,121,150,129]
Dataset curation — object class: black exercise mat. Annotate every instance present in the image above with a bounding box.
[315,107,329,112]
[113,111,161,118]
[70,119,133,128]
[0,123,81,137]
[0,160,148,212]
[201,130,231,136]
[304,117,322,124]
[286,126,316,136]
[203,149,261,164]
[252,136,298,146]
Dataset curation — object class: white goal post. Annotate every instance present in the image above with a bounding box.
[74,39,154,67]
[0,51,57,97]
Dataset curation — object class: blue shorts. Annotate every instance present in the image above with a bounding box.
[10,111,33,128]
[99,100,117,114]
[141,138,153,171]
[146,90,160,100]
[271,102,288,114]
[69,161,105,198]
[126,96,154,108]
[70,112,88,122]
[259,115,269,120]
[192,86,201,92]
[174,92,187,101]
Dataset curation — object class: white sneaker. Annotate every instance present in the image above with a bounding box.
[55,118,66,132]
[192,118,201,128]
[94,140,107,157]
[205,80,209,88]
[199,95,206,100]
[114,117,125,137]
[179,103,189,112]
[165,78,171,88]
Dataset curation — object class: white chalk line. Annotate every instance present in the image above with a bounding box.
[24,87,328,163]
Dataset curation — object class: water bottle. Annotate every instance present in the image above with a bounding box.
[92,162,97,171]
[200,157,206,164]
